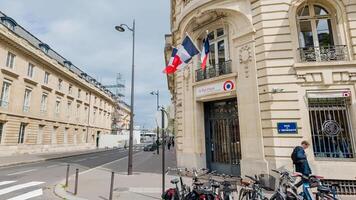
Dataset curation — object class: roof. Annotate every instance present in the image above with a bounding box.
[0,10,115,100]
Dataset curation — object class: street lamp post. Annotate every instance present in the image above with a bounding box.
[150,90,160,154]
[115,19,135,175]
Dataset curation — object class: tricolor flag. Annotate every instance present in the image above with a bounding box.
[200,37,210,70]
[163,47,179,74]
[164,35,200,74]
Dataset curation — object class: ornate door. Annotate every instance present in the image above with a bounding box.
[205,99,241,175]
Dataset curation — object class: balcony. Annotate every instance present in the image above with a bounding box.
[298,45,348,62]
[195,60,232,82]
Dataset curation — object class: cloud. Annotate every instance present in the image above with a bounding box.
[0,0,171,128]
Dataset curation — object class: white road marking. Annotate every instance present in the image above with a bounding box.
[7,189,43,200]
[46,164,58,168]
[7,169,38,176]
[0,181,44,195]
[74,158,87,162]
[0,181,16,186]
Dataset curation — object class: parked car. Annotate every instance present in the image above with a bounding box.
[143,143,158,151]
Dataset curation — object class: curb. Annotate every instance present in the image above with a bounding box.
[0,148,117,168]
[54,181,88,200]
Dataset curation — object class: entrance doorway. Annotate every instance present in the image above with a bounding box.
[204,98,241,175]
[96,131,100,148]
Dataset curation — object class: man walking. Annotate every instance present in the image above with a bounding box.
[291,140,312,176]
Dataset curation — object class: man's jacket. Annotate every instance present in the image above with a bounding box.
[293,146,312,176]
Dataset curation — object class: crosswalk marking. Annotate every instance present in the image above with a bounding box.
[7,169,38,176]
[7,189,43,200]
[0,181,17,186]
[0,181,44,195]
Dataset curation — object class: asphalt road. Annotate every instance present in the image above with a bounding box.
[0,146,143,200]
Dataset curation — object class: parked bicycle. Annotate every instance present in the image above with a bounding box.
[269,169,341,200]
[238,175,269,200]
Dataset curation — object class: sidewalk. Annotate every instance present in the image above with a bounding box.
[0,147,113,167]
[55,149,190,200]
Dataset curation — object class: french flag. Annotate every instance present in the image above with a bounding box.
[164,35,200,74]
[201,37,210,70]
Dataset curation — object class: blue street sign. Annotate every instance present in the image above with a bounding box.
[277,122,298,134]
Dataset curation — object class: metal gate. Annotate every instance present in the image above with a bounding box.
[205,99,241,175]
[308,98,355,159]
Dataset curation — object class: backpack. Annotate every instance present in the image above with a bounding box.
[291,147,299,164]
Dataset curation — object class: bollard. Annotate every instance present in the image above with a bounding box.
[109,171,115,200]
[74,168,79,195]
[65,164,70,188]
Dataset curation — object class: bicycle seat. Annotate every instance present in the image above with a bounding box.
[240,179,250,186]
[170,178,179,184]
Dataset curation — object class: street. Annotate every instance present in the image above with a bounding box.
[0,147,143,200]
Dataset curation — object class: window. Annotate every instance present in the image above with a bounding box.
[297,3,345,62]
[23,89,31,112]
[84,106,88,120]
[44,72,50,84]
[308,97,355,159]
[0,81,11,108]
[55,98,61,114]
[39,43,49,54]
[100,99,102,107]
[40,93,48,112]
[86,92,89,101]
[18,123,26,144]
[78,89,81,99]
[196,28,231,81]
[0,122,4,144]
[27,63,35,78]
[6,52,15,69]
[93,108,97,123]
[3,20,15,30]
[58,79,63,90]
[94,97,97,104]
[206,28,228,67]
[76,104,80,120]
[69,84,73,95]
[67,101,72,118]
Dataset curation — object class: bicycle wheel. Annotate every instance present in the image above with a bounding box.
[238,189,251,200]
[269,192,284,200]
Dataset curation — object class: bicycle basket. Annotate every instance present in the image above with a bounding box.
[258,174,276,191]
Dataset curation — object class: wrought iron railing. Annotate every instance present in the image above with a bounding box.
[195,60,232,82]
[298,45,348,62]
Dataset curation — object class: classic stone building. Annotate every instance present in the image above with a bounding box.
[0,11,117,155]
[165,0,356,187]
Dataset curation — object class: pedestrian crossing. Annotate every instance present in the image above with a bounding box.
[0,180,44,200]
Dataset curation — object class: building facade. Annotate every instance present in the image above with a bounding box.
[165,0,356,184]
[0,12,117,155]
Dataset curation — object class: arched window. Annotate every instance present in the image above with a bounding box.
[206,28,229,67]
[297,4,334,48]
[297,3,347,62]
[196,27,231,81]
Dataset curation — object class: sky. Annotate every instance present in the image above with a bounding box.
[0,0,171,129]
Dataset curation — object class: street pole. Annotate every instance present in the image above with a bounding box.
[161,107,166,195]
[127,19,135,175]
[115,20,136,175]
[156,90,160,155]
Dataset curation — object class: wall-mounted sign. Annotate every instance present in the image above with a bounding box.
[196,80,236,97]
[277,122,298,134]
